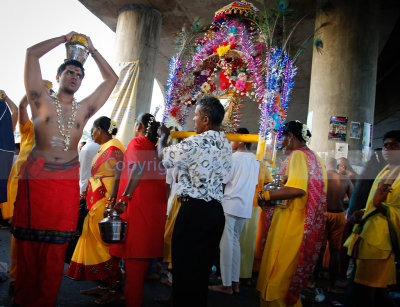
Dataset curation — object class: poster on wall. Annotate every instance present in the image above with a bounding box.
[335,142,349,159]
[328,116,348,141]
[349,121,361,139]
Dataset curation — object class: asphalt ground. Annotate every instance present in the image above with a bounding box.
[0,226,355,307]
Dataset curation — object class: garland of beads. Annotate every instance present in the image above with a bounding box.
[53,94,78,151]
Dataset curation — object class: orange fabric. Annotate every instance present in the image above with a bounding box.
[325,212,345,250]
[253,209,267,271]
[322,242,330,270]
[252,165,273,271]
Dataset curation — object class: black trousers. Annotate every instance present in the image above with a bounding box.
[172,197,225,307]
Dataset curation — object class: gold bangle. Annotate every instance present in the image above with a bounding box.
[263,191,270,201]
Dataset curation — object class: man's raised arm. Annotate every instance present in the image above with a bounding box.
[80,36,118,119]
[24,32,77,107]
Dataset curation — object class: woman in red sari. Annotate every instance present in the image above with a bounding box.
[110,113,167,307]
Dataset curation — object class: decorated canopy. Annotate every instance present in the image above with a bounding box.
[162,1,298,162]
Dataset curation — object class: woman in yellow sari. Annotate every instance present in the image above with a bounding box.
[257,121,327,307]
[66,116,125,304]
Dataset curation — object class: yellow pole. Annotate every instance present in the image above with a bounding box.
[170,131,259,143]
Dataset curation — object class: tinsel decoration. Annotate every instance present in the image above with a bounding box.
[162,1,300,142]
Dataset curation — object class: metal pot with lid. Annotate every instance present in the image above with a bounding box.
[263,174,288,207]
[99,209,127,243]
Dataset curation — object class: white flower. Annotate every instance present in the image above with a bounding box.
[302,124,310,142]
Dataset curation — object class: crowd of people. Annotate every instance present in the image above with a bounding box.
[0,32,399,307]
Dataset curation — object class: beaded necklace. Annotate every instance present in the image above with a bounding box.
[53,94,78,151]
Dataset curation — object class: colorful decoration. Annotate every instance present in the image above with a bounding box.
[214,1,260,25]
[162,1,297,142]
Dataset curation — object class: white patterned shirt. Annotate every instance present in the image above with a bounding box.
[163,130,232,202]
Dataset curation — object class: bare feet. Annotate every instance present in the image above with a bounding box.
[208,285,233,295]
[80,286,108,296]
[94,290,123,305]
[232,281,240,294]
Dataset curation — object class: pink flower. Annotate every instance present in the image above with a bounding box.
[235,80,246,91]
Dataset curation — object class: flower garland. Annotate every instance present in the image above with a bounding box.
[53,94,79,151]
[108,120,118,136]
[301,122,311,143]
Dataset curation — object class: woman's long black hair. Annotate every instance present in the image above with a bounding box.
[138,113,160,146]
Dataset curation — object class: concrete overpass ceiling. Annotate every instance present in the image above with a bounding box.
[80,0,400,133]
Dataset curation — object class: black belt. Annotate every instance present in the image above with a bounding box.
[179,196,220,204]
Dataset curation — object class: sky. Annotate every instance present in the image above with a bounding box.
[0,0,163,136]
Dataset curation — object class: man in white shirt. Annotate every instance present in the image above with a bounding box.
[79,138,100,197]
[209,127,260,295]
[158,96,232,307]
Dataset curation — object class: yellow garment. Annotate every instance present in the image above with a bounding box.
[253,165,274,271]
[70,139,125,267]
[257,150,327,305]
[163,194,181,265]
[239,165,272,277]
[239,206,260,278]
[344,165,400,287]
[0,120,34,219]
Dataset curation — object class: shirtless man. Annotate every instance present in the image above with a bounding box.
[337,157,358,187]
[325,157,353,292]
[12,32,118,307]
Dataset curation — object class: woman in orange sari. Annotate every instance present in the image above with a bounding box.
[66,116,125,304]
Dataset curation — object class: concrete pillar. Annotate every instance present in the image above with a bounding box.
[307,0,379,166]
[115,4,162,116]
